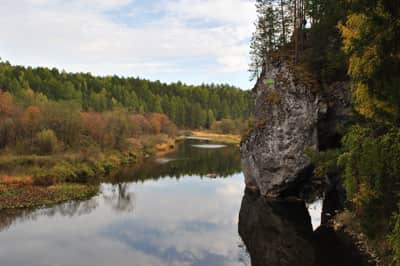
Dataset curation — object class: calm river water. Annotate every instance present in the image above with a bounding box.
[0,139,330,266]
[0,139,252,266]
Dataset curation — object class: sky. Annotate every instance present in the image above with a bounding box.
[0,0,257,90]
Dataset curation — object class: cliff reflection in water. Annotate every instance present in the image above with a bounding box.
[239,190,315,266]
[238,190,367,266]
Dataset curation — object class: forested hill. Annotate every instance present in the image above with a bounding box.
[0,60,252,128]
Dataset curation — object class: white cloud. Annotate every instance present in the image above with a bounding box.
[164,0,255,26]
[0,0,256,88]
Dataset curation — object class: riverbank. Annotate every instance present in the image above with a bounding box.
[0,181,97,209]
[189,131,241,144]
[332,211,388,265]
[0,135,176,210]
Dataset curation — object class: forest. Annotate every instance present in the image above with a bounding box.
[0,60,252,129]
[251,0,400,264]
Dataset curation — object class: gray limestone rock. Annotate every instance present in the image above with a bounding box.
[240,62,350,197]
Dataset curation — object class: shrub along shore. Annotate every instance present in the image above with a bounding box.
[0,135,176,210]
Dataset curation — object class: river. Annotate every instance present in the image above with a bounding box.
[0,139,361,266]
[0,139,250,266]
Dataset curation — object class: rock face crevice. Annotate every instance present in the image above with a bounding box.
[241,62,350,197]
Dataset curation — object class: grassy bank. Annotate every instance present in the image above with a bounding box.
[0,181,98,209]
[0,135,176,210]
[189,131,241,144]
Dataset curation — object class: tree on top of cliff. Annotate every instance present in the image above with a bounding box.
[249,0,292,81]
[249,0,312,80]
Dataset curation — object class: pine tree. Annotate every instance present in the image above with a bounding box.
[249,0,281,81]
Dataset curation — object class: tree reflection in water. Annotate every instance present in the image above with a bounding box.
[0,197,99,232]
[102,183,136,213]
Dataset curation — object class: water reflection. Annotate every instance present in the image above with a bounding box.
[1,139,353,266]
[191,144,227,149]
[238,190,367,266]
[0,198,100,232]
[102,183,136,213]
[239,190,315,266]
[0,140,249,266]
[111,139,241,183]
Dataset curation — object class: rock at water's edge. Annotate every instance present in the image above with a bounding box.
[240,62,351,197]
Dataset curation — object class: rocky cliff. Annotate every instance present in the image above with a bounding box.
[240,61,351,197]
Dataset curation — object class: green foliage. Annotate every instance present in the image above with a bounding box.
[0,118,15,149]
[390,204,400,266]
[250,0,294,80]
[0,61,252,129]
[305,0,347,82]
[339,125,400,236]
[33,129,59,155]
[41,101,82,147]
[50,163,76,183]
[211,119,249,135]
[339,0,400,122]
[306,148,341,178]
[70,163,95,183]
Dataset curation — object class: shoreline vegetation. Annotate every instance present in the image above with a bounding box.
[0,119,244,211]
[0,135,177,210]
[189,131,241,144]
[0,129,241,210]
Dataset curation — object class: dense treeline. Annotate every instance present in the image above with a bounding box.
[0,60,251,129]
[252,0,400,263]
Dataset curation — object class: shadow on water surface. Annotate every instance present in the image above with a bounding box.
[238,189,367,266]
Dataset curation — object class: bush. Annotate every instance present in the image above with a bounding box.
[211,119,235,134]
[339,125,400,236]
[68,163,95,183]
[211,119,249,135]
[306,148,341,178]
[32,174,58,187]
[51,163,77,183]
[390,206,400,266]
[33,129,59,155]
[102,155,121,174]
